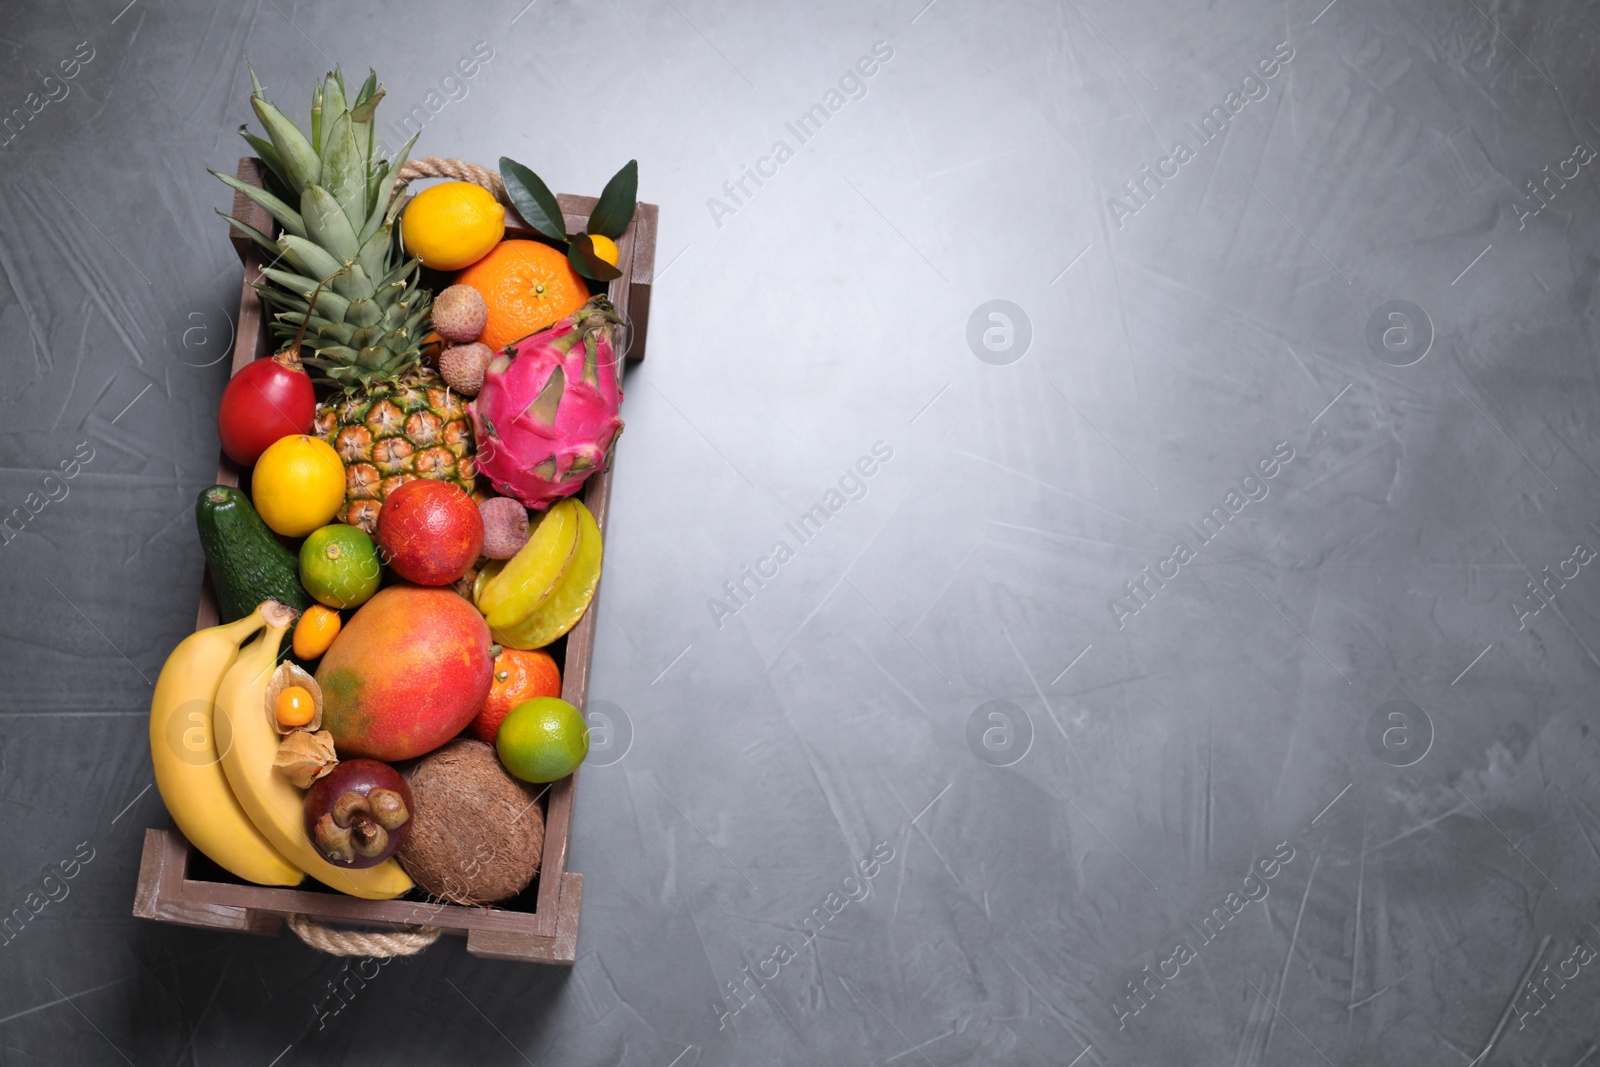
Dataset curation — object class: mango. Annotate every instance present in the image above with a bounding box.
[317,585,493,761]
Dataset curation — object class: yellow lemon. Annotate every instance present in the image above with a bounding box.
[589,234,619,266]
[401,182,506,270]
[252,435,345,537]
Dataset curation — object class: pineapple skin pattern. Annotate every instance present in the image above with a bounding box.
[313,365,476,532]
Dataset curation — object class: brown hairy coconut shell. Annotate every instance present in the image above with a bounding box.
[397,739,544,904]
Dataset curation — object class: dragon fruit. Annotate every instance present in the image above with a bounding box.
[468,296,626,510]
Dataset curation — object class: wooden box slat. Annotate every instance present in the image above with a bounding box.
[135,158,655,964]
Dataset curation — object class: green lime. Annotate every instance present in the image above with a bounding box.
[496,697,589,783]
[298,524,381,609]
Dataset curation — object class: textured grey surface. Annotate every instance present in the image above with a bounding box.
[3,0,1600,1064]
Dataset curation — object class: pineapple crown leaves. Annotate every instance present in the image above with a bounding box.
[498,156,638,282]
[261,262,432,387]
[217,63,418,259]
[216,62,434,394]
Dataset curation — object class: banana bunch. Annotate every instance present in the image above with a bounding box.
[148,601,411,899]
[148,604,303,887]
[213,607,412,900]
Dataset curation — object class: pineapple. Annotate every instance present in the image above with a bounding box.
[312,367,474,531]
[215,66,474,531]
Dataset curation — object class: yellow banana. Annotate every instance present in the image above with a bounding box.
[149,605,304,887]
[214,607,412,900]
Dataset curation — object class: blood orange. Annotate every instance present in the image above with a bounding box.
[376,479,483,586]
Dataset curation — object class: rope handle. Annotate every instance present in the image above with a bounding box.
[286,913,442,958]
[395,157,507,204]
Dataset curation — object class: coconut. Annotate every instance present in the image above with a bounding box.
[397,739,544,905]
[433,284,488,344]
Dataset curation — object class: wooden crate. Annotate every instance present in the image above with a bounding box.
[133,158,658,964]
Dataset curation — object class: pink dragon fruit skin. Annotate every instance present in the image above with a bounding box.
[468,296,626,510]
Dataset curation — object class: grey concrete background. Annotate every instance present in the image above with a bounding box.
[3,0,1599,1064]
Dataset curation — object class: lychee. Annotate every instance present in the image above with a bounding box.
[432,284,488,344]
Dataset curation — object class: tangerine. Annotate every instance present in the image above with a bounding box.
[455,240,588,351]
[589,234,619,266]
[469,647,561,743]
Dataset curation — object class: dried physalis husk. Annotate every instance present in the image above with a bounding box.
[266,660,323,735]
[274,729,338,789]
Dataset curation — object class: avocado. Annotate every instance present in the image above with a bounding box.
[195,484,310,622]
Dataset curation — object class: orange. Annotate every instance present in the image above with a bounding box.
[456,240,588,352]
[468,647,561,743]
